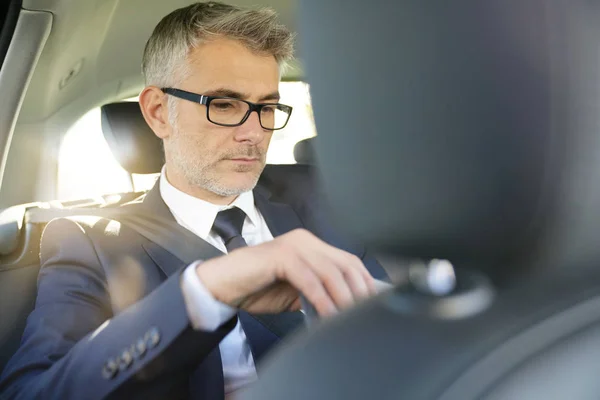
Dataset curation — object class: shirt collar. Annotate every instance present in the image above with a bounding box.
[159,166,259,239]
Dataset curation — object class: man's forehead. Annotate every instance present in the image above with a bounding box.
[183,39,281,100]
[184,78,280,100]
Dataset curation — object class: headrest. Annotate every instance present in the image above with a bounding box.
[300,1,600,275]
[100,102,163,174]
[293,138,316,164]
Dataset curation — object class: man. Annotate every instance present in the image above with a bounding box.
[0,2,387,399]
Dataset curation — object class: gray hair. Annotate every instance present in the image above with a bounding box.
[142,1,295,89]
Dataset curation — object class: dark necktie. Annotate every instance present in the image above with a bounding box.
[191,207,280,398]
[212,207,248,252]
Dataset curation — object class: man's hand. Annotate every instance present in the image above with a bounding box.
[195,229,377,317]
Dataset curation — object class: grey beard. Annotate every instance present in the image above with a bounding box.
[191,169,260,197]
[167,123,263,197]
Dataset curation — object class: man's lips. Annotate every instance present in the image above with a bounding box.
[227,157,259,163]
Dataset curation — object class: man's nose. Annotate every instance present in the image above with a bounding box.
[233,111,267,144]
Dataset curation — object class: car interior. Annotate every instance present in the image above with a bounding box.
[2,0,600,398]
[0,0,314,374]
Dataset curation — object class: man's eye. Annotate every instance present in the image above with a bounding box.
[261,106,275,114]
[213,102,235,110]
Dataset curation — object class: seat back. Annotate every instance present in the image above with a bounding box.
[240,1,600,399]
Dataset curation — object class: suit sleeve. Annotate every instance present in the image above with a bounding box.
[0,218,236,400]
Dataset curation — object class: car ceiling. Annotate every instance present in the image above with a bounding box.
[18,0,300,124]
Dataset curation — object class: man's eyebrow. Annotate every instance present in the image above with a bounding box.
[258,92,281,102]
[203,88,249,99]
[203,88,281,102]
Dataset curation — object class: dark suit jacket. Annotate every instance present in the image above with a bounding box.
[0,164,387,400]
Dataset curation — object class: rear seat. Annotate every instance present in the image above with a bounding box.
[0,101,160,373]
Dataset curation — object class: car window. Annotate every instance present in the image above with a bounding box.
[57,81,316,200]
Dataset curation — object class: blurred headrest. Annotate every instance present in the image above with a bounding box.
[300,1,600,273]
[293,137,316,164]
[100,102,163,174]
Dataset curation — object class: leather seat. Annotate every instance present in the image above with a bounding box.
[241,1,600,399]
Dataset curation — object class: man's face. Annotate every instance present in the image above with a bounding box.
[164,38,280,197]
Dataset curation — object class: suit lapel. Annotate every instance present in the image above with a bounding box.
[136,181,224,278]
[253,185,304,237]
[138,179,174,221]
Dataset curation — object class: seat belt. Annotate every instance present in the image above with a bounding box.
[28,207,207,265]
[27,207,320,324]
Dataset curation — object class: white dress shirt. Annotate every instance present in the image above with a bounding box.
[159,168,274,397]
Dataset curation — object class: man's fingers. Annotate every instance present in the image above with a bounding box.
[311,259,355,310]
[284,262,337,317]
[351,255,378,295]
[341,261,371,299]
[314,242,376,299]
[270,229,379,316]
[199,229,379,315]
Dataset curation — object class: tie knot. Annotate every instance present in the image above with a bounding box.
[212,207,247,244]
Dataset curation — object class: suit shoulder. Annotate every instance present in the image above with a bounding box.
[43,215,120,240]
[41,214,135,259]
[42,216,96,242]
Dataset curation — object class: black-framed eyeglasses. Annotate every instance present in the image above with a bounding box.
[161,87,293,131]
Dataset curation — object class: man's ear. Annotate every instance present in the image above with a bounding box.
[139,86,171,139]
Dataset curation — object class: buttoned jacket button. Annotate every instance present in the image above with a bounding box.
[135,338,147,358]
[102,358,118,379]
[119,348,134,371]
[145,327,160,349]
